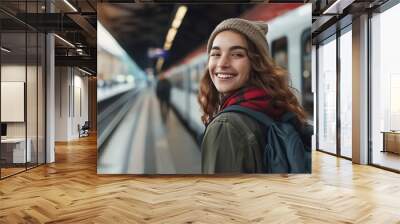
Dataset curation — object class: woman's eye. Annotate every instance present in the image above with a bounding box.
[231,53,244,57]
[210,53,220,57]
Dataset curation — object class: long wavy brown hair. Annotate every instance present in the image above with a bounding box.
[198,32,307,125]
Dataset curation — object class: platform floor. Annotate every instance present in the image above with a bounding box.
[98,88,201,174]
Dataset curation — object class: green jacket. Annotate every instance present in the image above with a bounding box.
[201,112,266,174]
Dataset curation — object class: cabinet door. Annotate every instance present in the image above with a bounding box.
[387,133,400,153]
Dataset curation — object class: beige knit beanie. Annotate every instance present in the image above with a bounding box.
[207,18,269,56]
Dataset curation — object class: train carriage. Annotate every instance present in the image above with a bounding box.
[165,4,312,141]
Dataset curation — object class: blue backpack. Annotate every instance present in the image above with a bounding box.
[221,105,312,173]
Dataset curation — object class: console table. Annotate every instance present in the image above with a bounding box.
[381,131,400,154]
[1,138,32,163]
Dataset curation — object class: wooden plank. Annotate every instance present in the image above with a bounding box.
[0,134,399,223]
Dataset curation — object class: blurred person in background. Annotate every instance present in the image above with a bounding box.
[156,74,172,123]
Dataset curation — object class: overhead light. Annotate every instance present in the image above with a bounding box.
[162,5,188,52]
[54,34,75,48]
[63,0,78,12]
[166,28,177,43]
[322,0,354,15]
[172,19,182,29]
[1,47,11,53]
[163,42,172,51]
[176,6,187,21]
[97,21,126,57]
[322,0,340,14]
[78,67,93,76]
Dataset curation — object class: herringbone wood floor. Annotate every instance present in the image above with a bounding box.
[1,134,400,223]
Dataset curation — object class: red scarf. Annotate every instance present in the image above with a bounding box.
[220,87,284,120]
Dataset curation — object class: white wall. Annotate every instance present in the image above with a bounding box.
[71,73,89,138]
[55,67,89,141]
[1,66,26,138]
[55,66,69,141]
[1,65,33,137]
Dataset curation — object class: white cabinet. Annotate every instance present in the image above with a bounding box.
[1,138,31,163]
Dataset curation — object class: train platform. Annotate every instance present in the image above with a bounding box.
[98,87,201,174]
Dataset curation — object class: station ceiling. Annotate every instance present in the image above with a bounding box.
[4,0,389,75]
[97,3,262,73]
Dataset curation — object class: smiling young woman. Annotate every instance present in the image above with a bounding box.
[198,18,308,174]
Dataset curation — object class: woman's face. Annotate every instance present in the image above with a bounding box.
[208,30,251,95]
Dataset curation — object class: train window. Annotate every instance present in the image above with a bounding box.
[301,28,313,119]
[176,73,183,90]
[271,36,288,69]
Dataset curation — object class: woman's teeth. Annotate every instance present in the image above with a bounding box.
[216,73,234,79]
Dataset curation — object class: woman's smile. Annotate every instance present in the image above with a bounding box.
[215,72,237,80]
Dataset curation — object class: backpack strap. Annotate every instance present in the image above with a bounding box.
[280,112,297,123]
[220,105,274,127]
[280,111,300,130]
